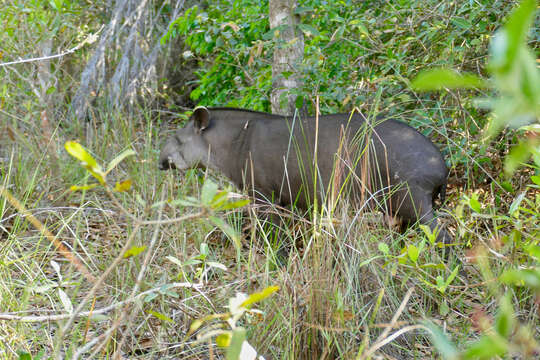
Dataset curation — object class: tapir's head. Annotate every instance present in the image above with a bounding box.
[159,107,211,172]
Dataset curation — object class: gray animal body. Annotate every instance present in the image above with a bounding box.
[160,107,451,244]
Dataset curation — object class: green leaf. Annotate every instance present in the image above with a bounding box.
[65,141,106,184]
[298,24,320,37]
[114,179,132,192]
[531,175,540,186]
[217,332,232,348]
[18,352,32,360]
[207,261,227,271]
[407,244,419,264]
[501,268,540,289]
[201,180,219,205]
[468,197,482,213]
[166,255,184,267]
[463,335,507,359]
[69,184,98,191]
[210,190,229,209]
[412,68,487,91]
[378,242,389,255]
[439,300,450,316]
[240,285,279,309]
[423,321,459,360]
[489,0,537,73]
[504,140,532,175]
[419,224,437,245]
[226,328,247,360]
[295,95,304,109]
[166,197,201,208]
[147,309,173,323]
[445,266,460,288]
[508,192,526,217]
[294,6,314,14]
[187,319,204,337]
[451,18,471,30]
[124,246,146,258]
[144,292,158,302]
[526,244,540,262]
[210,216,242,250]
[105,149,136,175]
[219,199,250,210]
[495,295,515,337]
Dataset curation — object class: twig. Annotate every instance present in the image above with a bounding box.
[0,26,103,67]
[359,287,415,360]
[0,282,200,322]
[360,324,430,359]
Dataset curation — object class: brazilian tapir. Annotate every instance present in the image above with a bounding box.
[159,107,452,245]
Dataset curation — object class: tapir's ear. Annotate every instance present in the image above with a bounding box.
[192,106,210,134]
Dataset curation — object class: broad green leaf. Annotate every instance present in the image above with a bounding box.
[105,149,136,175]
[508,192,526,217]
[489,0,537,73]
[219,199,250,210]
[147,309,173,323]
[69,184,98,191]
[18,353,32,360]
[207,261,227,271]
[210,190,229,209]
[123,246,146,258]
[407,244,419,263]
[412,68,487,91]
[144,292,158,302]
[200,242,209,257]
[226,328,247,360]
[504,140,532,175]
[444,266,460,289]
[65,141,105,184]
[58,289,73,314]
[294,6,314,14]
[166,255,184,267]
[240,285,279,309]
[184,258,202,266]
[378,242,389,255]
[451,18,471,30]
[501,268,540,289]
[526,244,540,262]
[439,300,450,316]
[210,216,241,250]
[201,180,219,205]
[114,179,132,192]
[295,95,304,109]
[423,321,459,360]
[436,276,445,290]
[468,197,482,213]
[165,197,201,208]
[298,24,320,37]
[217,332,232,348]
[463,335,507,359]
[495,295,515,337]
[419,224,437,245]
[187,319,204,337]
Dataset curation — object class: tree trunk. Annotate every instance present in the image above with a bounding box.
[269,0,304,116]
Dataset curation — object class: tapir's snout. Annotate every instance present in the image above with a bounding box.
[159,137,184,171]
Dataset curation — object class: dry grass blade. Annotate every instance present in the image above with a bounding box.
[0,186,97,283]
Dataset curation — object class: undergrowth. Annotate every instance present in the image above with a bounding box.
[0,0,539,359]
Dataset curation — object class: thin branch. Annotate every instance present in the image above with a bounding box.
[0,27,103,67]
[361,325,430,359]
[0,282,200,322]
